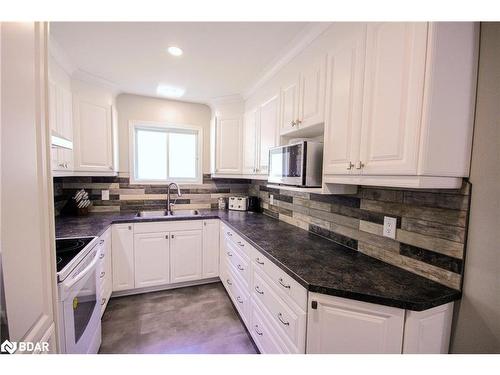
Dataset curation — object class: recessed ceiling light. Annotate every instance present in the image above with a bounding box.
[157,84,185,98]
[167,46,183,57]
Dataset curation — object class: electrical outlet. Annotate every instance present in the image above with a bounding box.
[269,194,274,205]
[102,190,110,201]
[383,216,397,239]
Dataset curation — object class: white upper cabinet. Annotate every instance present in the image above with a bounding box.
[359,22,428,176]
[73,96,114,173]
[323,25,366,175]
[257,95,279,174]
[214,117,242,174]
[49,80,74,172]
[242,109,259,174]
[279,79,300,133]
[298,56,327,129]
[322,22,478,188]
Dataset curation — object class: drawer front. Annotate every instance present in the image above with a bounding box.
[222,226,252,258]
[250,248,307,311]
[227,265,251,325]
[252,268,306,352]
[250,299,290,354]
[134,220,202,234]
[226,241,250,287]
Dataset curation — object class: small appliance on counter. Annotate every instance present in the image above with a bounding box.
[228,196,260,212]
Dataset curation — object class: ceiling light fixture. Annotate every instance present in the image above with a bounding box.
[167,46,183,57]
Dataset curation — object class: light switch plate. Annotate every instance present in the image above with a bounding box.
[269,194,274,205]
[102,190,110,201]
[383,216,397,239]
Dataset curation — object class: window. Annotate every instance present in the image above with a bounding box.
[130,121,202,184]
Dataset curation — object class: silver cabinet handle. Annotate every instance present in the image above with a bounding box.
[226,232,233,236]
[100,271,105,278]
[355,161,365,169]
[237,264,244,271]
[99,239,105,245]
[255,285,264,295]
[290,120,296,127]
[254,325,263,336]
[255,257,264,265]
[101,298,106,306]
[171,234,175,239]
[128,225,132,230]
[237,241,244,247]
[227,251,233,257]
[278,277,291,289]
[296,119,302,126]
[165,235,169,239]
[277,312,290,326]
[99,253,105,259]
[347,162,354,170]
[226,279,232,286]
[236,296,243,304]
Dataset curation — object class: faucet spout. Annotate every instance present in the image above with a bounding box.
[166,182,182,214]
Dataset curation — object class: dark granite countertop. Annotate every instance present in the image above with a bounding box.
[55,210,461,311]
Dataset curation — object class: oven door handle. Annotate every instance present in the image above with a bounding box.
[63,248,100,290]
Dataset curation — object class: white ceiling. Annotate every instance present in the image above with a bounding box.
[50,22,312,103]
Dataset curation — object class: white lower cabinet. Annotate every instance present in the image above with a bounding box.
[111,223,135,292]
[98,228,113,316]
[307,293,405,353]
[202,220,220,278]
[134,232,170,288]
[170,230,203,283]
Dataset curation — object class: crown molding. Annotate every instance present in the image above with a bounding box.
[242,22,332,100]
[72,69,122,96]
[49,36,77,76]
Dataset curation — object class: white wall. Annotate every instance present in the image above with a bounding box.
[450,22,500,353]
[116,94,212,175]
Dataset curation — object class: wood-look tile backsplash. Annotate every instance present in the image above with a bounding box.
[249,180,471,290]
[54,175,470,290]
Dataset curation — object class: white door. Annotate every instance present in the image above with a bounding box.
[307,293,404,353]
[258,95,279,174]
[170,230,203,283]
[299,56,327,128]
[323,27,366,175]
[111,224,135,291]
[134,232,170,288]
[280,78,300,132]
[74,97,113,172]
[1,22,58,352]
[215,117,242,174]
[242,109,259,174]
[202,220,220,278]
[359,22,428,175]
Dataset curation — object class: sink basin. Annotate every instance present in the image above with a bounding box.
[171,209,200,216]
[136,209,200,218]
[136,210,170,218]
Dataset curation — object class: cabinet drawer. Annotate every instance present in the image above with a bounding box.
[252,267,306,352]
[226,241,251,287]
[250,299,290,354]
[250,248,307,311]
[134,220,202,234]
[227,265,251,325]
[222,226,252,257]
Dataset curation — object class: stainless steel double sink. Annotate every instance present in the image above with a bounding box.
[136,209,200,218]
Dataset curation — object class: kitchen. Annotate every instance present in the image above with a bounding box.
[1,2,499,369]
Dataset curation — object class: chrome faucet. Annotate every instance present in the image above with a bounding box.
[166,182,182,214]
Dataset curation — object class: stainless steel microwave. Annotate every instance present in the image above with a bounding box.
[268,141,323,187]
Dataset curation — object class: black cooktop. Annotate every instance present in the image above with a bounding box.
[55,237,96,272]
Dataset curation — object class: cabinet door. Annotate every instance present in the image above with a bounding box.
[215,117,242,174]
[299,57,327,128]
[170,230,203,283]
[48,81,61,170]
[74,97,113,172]
[242,109,258,174]
[307,293,404,353]
[59,87,74,169]
[111,224,135,291]
[202,220,220,278]
[359,22,428,175]
[258,95,279,174]
[323,28,366,175]
[280,79,300,132]
[134,232,170,288]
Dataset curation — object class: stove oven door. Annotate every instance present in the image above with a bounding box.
[58,245,102,354]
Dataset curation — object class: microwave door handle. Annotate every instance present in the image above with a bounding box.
[62,249,100,290]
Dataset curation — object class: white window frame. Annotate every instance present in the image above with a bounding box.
[129,120,203,185]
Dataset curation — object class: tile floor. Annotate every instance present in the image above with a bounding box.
[99,282,258,354]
